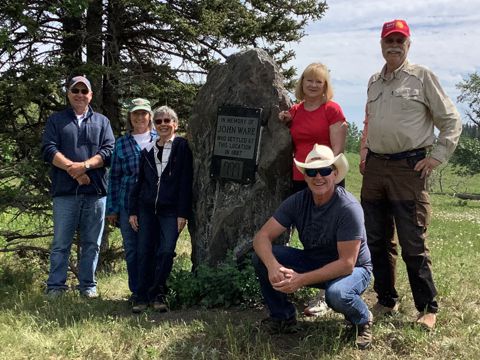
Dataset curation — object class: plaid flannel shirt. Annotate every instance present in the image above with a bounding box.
[106,131,156,215]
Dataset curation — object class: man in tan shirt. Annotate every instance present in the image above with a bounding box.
[359,19,462,330]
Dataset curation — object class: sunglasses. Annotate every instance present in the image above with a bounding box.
[304,167,334,177]
[154,118,171,125]
[383,37,407,45]
[70,88,90,94]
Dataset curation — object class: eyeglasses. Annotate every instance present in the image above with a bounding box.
[154,118,171,125]
[383,37,407,45]
[70,88,90,95]
[304,167,334,177]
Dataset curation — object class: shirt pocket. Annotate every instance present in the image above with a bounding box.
[366,88,383,121]
[79,123,102,154]
[393,87,425,111]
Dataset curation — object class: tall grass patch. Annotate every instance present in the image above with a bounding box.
[1,155,480,359]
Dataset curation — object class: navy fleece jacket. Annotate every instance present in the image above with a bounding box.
[41,106,115,197]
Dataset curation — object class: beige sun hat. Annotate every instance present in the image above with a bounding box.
[294,144,349,184]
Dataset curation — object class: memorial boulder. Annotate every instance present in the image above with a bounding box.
[188,48,293,266]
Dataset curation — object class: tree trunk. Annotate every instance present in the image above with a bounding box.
[455,193,480,200]
[86,0,104,109]
[94,0,125,269]
[102,0,123,134]
[61,11,83,81]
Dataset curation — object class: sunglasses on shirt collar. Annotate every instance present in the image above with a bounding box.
[304,166,334,177]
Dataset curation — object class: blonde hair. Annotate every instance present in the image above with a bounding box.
[294,63,334,102]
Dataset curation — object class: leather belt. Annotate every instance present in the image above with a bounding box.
[369,148,426,160]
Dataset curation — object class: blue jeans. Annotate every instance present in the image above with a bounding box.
[136,208,179,302]
[47,194,106,292]
[119,208,139,296]
[253,245,371,325]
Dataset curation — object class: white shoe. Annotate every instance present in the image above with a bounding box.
[304,292,330,317]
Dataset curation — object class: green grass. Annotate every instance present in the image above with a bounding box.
[1,155,479,359]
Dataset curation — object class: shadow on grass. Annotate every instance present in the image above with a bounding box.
[0,288,361,359]
[1,283,440,359]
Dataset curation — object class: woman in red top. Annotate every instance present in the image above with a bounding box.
[280,62,347,192]
[279,63,348,316]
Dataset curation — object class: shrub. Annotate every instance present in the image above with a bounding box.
[167,253,261,309]
[450,136,480,177]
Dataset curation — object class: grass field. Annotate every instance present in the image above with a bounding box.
[0,154,479,359]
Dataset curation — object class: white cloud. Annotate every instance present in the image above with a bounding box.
[288,0,480,127]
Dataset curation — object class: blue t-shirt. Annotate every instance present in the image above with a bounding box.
[273,186,372,271]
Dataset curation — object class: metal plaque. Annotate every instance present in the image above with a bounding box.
[211,106,263,184]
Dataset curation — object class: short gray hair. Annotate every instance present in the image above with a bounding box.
[153,105,178,122]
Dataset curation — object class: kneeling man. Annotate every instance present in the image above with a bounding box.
[253,144,373,349]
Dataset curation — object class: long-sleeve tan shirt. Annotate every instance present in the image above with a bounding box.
[361,60,462,163]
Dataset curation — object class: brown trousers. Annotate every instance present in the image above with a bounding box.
[361,154,438,313]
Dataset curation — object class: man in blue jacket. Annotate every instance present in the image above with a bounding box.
[42,76,115,298]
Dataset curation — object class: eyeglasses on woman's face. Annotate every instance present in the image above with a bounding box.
[154,118,171,125]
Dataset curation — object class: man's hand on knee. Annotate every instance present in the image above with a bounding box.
[268,264,290,285]
[272,267,304,294]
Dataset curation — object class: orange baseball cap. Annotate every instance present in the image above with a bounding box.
[381,19,410,38]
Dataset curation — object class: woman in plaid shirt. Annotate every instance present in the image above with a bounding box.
[106,98,156,306]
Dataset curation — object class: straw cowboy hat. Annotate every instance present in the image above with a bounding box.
[294,144,349,184]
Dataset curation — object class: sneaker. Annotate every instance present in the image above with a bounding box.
[132,302,148,314]
[304,292,330,317]
[80,289,99,299]
[46,289,65,299]
[371,301,399,317]
[260,316,300,334]
[416,312,436,330]
[356,311,373,350]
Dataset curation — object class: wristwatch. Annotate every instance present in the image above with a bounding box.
[84,161,91,170]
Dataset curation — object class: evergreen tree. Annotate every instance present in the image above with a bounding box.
[0,0,327,257]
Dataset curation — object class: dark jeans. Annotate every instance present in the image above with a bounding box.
[119,208,139,296]
[361,154,438,313]
[253,245,371,325]
[136,208,179,303]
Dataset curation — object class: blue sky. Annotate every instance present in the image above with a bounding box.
[287,0,480,128]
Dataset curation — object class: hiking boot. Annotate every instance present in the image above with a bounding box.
[260,316,300,334]
[304,292,330,317]
[416,312,436,330]
[127,294,138,305]
[80,289,99,299]
[356,311,373,350]
[132,302,148,314]
[371,301,399,317]
[152,298,168,313]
